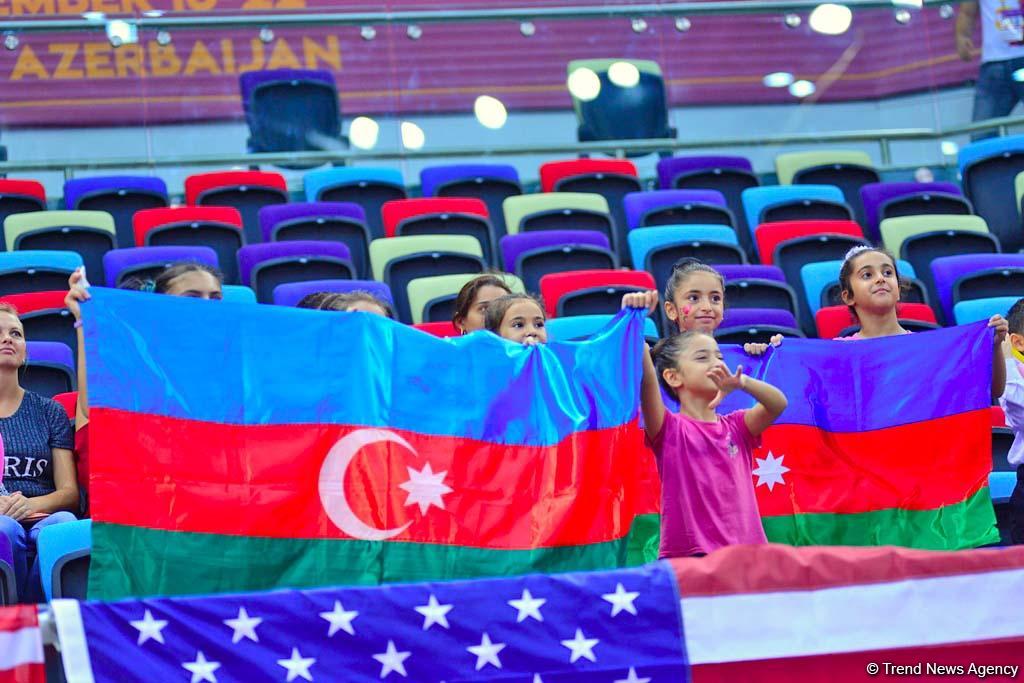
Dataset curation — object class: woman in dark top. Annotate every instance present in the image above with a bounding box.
[0,302,78,602]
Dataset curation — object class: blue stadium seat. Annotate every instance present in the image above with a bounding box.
[958,134,1024,253]
[741,185,851,248]
[800,259,919,317]
[24,340,75,398]
[0,250,82,297]
[628,225,745,295]
[953,296,1019,325]
[303,167,406,240]
[37,519,91,601]
[221,285,257,304]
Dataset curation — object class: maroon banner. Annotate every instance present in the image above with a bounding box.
[0,1,976,128]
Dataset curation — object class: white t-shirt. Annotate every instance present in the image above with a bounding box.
[981,0,1024,63]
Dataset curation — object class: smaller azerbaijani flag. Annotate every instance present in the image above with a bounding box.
[0,605,44,683]
[82,290,659,600]
[748,322,999,548]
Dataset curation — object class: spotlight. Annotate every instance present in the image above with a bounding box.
[360,26,376,41]
[474,95,508,129]
[631,17,648,33]
[258,27,274,43]
[674,17,692,32]
[784,13,802,28]
[939,3,954,18]
[349,116,380,150]
[400,121,425,150]
[789,79,816,98]
[809,4,852,35]
[156,30,171,45]
[106,19,138,47]
[763,72,795,88]
[940,140,959,156]
[894,9,911,23]
[406,24,422,40]
[608,61,640,88]
[3,33,17,51]
[519,21,536,37]
[566,67,601,101]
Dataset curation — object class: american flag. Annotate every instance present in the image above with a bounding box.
[54,563,686,682]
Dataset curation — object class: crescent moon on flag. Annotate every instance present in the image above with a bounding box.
[318,428,414,541]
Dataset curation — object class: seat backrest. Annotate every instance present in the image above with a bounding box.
[420,164,520,197]
[741,185,846,244]
[502,193,610,236]
[622,189,727,230]
[303,167,405,203]
[369,235,483,282]
[239,69,336,114]
[407,273,525,324]
[237,240,352,287]
[931,254,1024,322]
[0,179,46,205]
[1016,171,1024,211]
[63,175,168,210]
[717,264,786,283]
[859,181,962,242]
[567,59,672,141]
[133,206,244,247]
[52,390,77,419]
[879,214,990,256]
[720,307,798,329]
[5,210,115,252]
[627,224,738,270]
[958,135,1024,252]
[546,314,659,341]
[0,290,67,315]
[258,202,366,242]
[244,71,339,154]
[102,246,220,287]
[953,296,1020,325]
[538,269,655,318]
[381,197,489,238]
[273,278,393,307]
[0,250,83,274]
[656,155,754,190]
[221,285,257,304]
[754,220,864,266]
[412,321,461,338]
[539,159,638,193]
[499,230,610,273]
[774,150,874,185]
[185,170,288,206]
[36,518,91,601]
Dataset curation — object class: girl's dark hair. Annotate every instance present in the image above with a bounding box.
[296,292,334,309]
[320,291,395,319]
[651,330,712,395]
[664,258,725,303]
[483,293,546,333]
[452,274,514,327]
[837,246,905,322]
[1007,298,1024,336]
[121,262,224,294]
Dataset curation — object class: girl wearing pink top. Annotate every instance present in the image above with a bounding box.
[624,292,788,558]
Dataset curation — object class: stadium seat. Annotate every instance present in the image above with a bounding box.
[567,59,676,144]
[134,206,245,284]
[259,202,371,279]
[859,181,970,244]
[539,159,641,257]
[539,269,655,318]
[717,264,799,316]
[412,321,461,338]
[237,241,354,304]
[502,193,616,252]
[0,179,46,238]
[185,170,288,245]
[742,185,853,250]
[800,258,923,317]
[628,225,745,295]
[103,246,220,288]
[239,69,343,159]
[714,308,804,345]
[880,214,999,308]
[547,314,659,342]
[63,175,169,249]
[382,197,496,265]
[273,279,393,308]
[0,534,15,604]
[775,150,879,225]
[814,303,939,339]
[52,391,77,420]
[958,135,1024,253]
[37,518,91,601]
[4,210,115,285]
[303,167,406,240]
[954,296,1019,325]
[407,273,525,324]
[369,235,485,323]
[0,250,82,296]
[656,155,759,254]
[622,189,739,255]
[0,290,76,358]
[931,254,1024,324]
[420,164,522,239]
[23,340,75,397]
[499,230,615,293]
[221,285,257,304]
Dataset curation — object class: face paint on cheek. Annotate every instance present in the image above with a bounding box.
[682,306,691,317]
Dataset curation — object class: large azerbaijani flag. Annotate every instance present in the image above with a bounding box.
[740,322,1000,548]
[83,289,660,600]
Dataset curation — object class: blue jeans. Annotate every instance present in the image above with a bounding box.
[0,511,76,603]
[972,58,1024,140]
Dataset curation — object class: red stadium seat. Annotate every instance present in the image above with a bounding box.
[0,290,76,357]
[380,198,495,265]
[0,290,66,315]
[814,303,938,339]
[0,179,47,240]
[184,170,288,245]
[413,321,460,337]
[991,405,1007,428]
[133,206,245,283]
[539,269,656,318]
[754,220,865,267]
[538,159,638,193]
[52,391,77,420]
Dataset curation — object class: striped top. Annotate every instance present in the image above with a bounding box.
[1,391,74,498]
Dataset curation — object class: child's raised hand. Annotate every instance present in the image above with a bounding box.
[708,363,746,409]
[621,290,659,314]
[742,334,783,357]
[65,267,91,322]
[989,314,1009,345]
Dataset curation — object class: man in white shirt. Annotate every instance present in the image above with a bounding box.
[998,298,1024,544]
[957,0,1024,137]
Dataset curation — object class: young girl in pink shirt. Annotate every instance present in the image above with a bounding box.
[624,292,788,558]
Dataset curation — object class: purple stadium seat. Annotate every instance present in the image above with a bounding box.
[930,254,1024,324]
[420,164,520,198]
[237,241,354,303]
[273,279,393,307]
[716,264,787,283]
[622,189,730,230]
[258,202,366,242]
[24,340,75,398]
[499,230,614,292]
[239,69,335,109]
[720,308,799,329]
[258,202,371,278]
[0,532,14,603]
[656,155,755,190]
[103,246,220,288]
[859,182,968,243]
[63,175,169,249]
[715,264,798,314]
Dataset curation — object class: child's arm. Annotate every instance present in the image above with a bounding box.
[708,365,787,437]
[622,291,665,441]
[990,315,1009,401]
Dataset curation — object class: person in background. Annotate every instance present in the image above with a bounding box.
[452,275,514,335]
[484,293,548,346]
[999,298,1024,544]
[0,303,78,602]
[299,291,394,318]
[956,0,1024,138]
